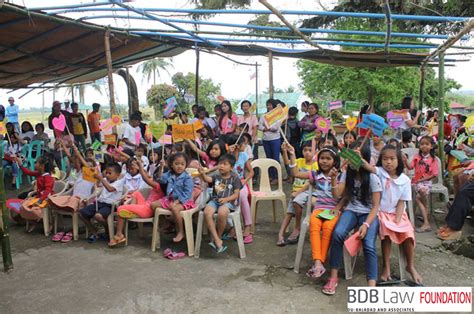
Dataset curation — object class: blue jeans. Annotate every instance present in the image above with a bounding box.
[329,210,379,281]
[3,160,18,176]
[262,138,281,180]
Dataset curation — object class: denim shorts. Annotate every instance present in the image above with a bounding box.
[287,191,309,215]
[207,199,236,212]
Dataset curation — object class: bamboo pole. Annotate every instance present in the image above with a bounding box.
[437,53,445,176]
[268,51,274,99]
[255,62,259,117]
[419,67,425,113]
[0,143,13,272]
[104,29,117,116]
[195,45,200,108]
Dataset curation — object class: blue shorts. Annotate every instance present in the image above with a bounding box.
[80,202,112,219]
[207,199,236,212]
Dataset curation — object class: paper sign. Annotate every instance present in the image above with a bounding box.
[172,124,195,140]
[250,103,257,113]
[315,117,331,133]
[464,114,474,134]
[345,101,360,111]
[149,121,167,140]
[263,105,288,127]
[329,100,343,111]
[345,117,358,131]
[302,131,316,142]
[159,134,172,145]
[455,133,468,147]
[91,140,102,150]
[344,232,362,257]
[94,151,104,163]
[164,96,178,117]
[450,150,469,162]
[0,122,6,135]
[193,120,204,131]
[27,198,47,208]
[387,110,409,129]
[317,209,336,220]
[134,131,141,145]
[52,114,66,132]
[184,93,195,104]
[99,115,121,132]
[104,134,117,145]
[144,125,153,143]
[82,167,98,183]
[340,147,362,170]
[357,113,388,137]
[216,95,225,102]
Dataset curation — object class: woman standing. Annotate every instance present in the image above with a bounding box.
[258,99,281,184]
[298,102,319,143]
[397,96,420,139]
[219,100,238,139]
[237,100,259,156]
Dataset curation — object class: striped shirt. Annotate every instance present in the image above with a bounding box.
[309,171,338,210]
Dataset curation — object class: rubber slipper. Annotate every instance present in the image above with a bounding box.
[51,231,65,242]
[415,227,432,233]
[286,235,299,245]
[276,239,286,247]
[306,265,326,279]
[87,234,97,243]
[60,232,73,243]
[221,232,232,240]
[216,245,228,254]
[243,234,253,244]
[98,233,109,241]
[208,242,216,250]
[163,248,173,258]
[377,276,401,286]
[166,251,186,260]
[404,280,424,287]
[108,236,126,247]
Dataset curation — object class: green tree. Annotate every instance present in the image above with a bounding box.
[137,58,173,85]
[171,72,221,113]
[146,83,179,119]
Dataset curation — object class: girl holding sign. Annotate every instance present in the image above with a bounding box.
[219,101,238,138]
[298,103,319,145]
[258,99,282,184]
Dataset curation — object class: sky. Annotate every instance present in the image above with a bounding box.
[1,0,473,111]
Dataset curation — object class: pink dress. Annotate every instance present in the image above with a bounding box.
[378,211,415,246]
[117,185,164,218]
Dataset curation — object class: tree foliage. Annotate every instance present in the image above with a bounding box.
[146,83,179,119]
[171,72,221,113]
[137,58,173,85]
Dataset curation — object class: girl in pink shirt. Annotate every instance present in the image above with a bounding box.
[404,136,438,233]
[219,100,237,135]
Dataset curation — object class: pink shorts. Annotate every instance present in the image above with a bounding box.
[415,181,432,195]
[159,197,196,210]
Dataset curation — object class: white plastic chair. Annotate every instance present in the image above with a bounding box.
[249,159,287,233]
[194,188,246,258]
[51,184,98,240]
[26,180,67,236]
[293,186,313,273]
[401,147,419,225]
[123,187,155,250]
[429,156,449,213]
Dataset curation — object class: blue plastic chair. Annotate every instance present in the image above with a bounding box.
[26,140,44,184]
[2,142,28,190]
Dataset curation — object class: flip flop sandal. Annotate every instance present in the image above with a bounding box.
[51,232,65,242]
[208,242,217,250]
[216,245,228,254]
[221,232,232,240]
[404,280,424,287]
[87,234,97,243]
[60,232,73,243]
[276,239,286,247]
[306,265,326,279]
[286,235,299,245]
[98,233,109,241]
[322,278,339,295]
[108,236,126,247]
[415,227,432,233]
[377,276,401,286]
[243,234,253,244]
[118,210,138,219]
[166,251,186,260]
[163,248,173,258]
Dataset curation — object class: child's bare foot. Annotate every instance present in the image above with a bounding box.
[243,226,251,237]
[215,238,224,249]
[415,224,432,233]
[27,223,37,233]
[406,266,423,284]
[287,230,300,244]
[173,232,184,243]
[276,236,286,246]
[380,268,391,282]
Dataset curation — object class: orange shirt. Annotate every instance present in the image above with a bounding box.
[87,112,101,133]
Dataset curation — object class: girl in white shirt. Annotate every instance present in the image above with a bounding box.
[362,144,422,286]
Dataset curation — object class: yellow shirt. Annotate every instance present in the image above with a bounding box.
[293,158,318,192]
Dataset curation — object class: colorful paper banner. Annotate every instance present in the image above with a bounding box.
[340,147,363,170]
[329,100,343,111]
[263,104,288,127]
[52,114,66,132]
[82,167,98,183]
[159,134,172,145]
[345,101,360,111]
[315,117,331,133]
[164,96,178,117]
[91,140,102,150]
[345,116,358,131]
[172,124,195,141]
[104,134,117,145]
[94,151,104,163]
[100,115,121,132]
[0,122,6,135]
[357,113,388,137]
[387,110,409,129]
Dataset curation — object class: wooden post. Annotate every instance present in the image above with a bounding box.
[104,29,117,116]
[268,51,274,99]
[195,45,200,108]
[126,67,132,116]
[255,62,259,117]
[70,85,75,103]
[437,53,445,175]
[419,67,425,113]
[0,143,13,272]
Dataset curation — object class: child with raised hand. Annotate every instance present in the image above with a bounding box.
[108,157,165,247]
[17,155,55,232]
[403,135,438,233]
[154,152,195,243]
[185,138,227,171]
[342,130,357,149]
[123,158,145,194]
[228,136,254,243]
[198,154,242,253]
[135,143,150,170]
[79,162,124,243]
[276,142,318,246]
[363,144,423,285]
[288,144,344,280]
[323,141,383,295]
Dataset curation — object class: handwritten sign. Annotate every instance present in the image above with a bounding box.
[52,114,66,132]
[0,122,6,135]
[159,134,172,145]
[100,115,121,132]
[82,167,98,183]
[329,100,343,111]
[387,110,409,129]
[357,113,388,137]
[91,140,101,150]
[172,124,195,140]
[345,116,358,131]
[163,96,178,117]
[149,121,167,140]
[94,151,104,163]
[315,117,331,133]
[193,119,204,131]
[464,114,474,135]
[104,134,117,146]
[302,131,316,142]
[340,147,362,170]
[455,133,468,147]
[263,104,288,127]
[345,101,360,112]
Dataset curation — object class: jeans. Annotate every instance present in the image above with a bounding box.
[91,132,101,143]
[329,210,379,281]
[446,182,474,230]
[262,138,281,180]
[252,142,259,180]
[74,134,86,151]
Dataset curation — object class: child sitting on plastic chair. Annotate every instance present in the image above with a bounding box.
[198,154,242,254]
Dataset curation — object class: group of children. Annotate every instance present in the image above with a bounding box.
[8,98,472,296]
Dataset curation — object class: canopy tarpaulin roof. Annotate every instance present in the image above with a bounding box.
[0,3,435,89]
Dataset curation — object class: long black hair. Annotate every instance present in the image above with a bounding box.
[418,135,436,158]
[376,144,405,176]
[206,139,227,161]
[167,152,188,174]
[343,141,371,206]
[317,146,340,174]
[218,100,233,129]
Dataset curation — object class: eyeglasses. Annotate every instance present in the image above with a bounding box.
[8,99,14,102]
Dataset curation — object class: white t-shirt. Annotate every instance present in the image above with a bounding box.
[124,172,145,193]
[375,167,412,213]
[398,111,412,131]
[98,178,124,204]
[340,171,382,214]
[140,155,150,170]
[122,123,141,149]
[72,173,95,199]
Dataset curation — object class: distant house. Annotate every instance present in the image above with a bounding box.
[235,92,309,117]
[450,103,474,115]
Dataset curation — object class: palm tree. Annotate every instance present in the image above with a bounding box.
[137,58,173,85]
[65,79,105,104]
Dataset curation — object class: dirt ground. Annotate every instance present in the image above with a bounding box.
[1,181,473,314]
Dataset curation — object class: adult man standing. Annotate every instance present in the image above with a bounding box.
[63,99,73,113]
[70,102,88,150]
[6,97,19,131]
[48,100,72,138]
[87,103,101,142]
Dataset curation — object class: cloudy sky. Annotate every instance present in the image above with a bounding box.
[1,0,472,111]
